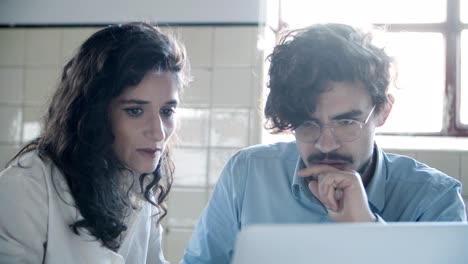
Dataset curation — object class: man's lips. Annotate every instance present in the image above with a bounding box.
[317,159,347,164]
[314,160,349,170]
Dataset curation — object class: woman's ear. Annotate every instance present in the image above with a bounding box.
[376,94,394,127]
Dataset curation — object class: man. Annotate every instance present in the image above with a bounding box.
[181,23,467,263]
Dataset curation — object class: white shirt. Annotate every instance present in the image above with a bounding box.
[0,151,168,264]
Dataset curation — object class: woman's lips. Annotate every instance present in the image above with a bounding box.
[137,148,161,158]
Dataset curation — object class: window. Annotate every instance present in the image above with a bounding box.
[269,0,468,137]
[462,0,468,22]
[462,30,468,126]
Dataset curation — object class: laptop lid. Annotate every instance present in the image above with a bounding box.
[231,222,468,264]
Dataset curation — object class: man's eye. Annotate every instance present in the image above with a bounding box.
[161,108,176,118]
[336,119,356,126]
[302,122,320,128]
[124,108,143,117]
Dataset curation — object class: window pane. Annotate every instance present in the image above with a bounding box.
[378,32,445,133]
[281,0,446,27]
[462,0,468,22]
[461,31,468,126]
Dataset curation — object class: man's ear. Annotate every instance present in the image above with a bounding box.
[376,94,394,127]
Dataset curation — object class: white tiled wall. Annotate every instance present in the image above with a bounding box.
[2,25,468,264]
[0,29,26,65]
[165,25,267,263]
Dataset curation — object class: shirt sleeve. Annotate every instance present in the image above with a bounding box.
[181,154,245,264]
[0,163,49,263]
[417,183,467,221]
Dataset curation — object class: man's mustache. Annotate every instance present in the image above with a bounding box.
[307,152,353,164]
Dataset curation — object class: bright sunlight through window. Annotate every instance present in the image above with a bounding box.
[461,30,468,126]
[462,0,468,23]
[281,0,446,26]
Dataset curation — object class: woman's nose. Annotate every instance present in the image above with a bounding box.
[146,114,166,141]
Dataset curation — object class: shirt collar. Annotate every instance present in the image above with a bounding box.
[366,143,386,212]
[291,155,316,202]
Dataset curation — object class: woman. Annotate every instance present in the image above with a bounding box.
[0,22,190,263]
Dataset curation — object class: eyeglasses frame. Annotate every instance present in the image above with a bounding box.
[293,105,377,143]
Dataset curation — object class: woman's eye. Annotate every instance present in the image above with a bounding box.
[161,108,176,118]
[124,108,143,117]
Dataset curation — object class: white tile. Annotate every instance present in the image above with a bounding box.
[25,29,62,66]
[248,108,263,145]
[417,151,460,180]
[177,27,213,67]
[209,148,239,185]
[182,68,211,107]
[461,153,468,196]
[0,29,25,66]
[0,67,24,103]
[383,149,418,160]
[212,67,253,107]
[213,27,257,66]
[176,108,209,147]
[164,228,193,264]
[250,65,264,97]
[0,144,20,168]
[24,67,60,105]
[22,106,45,143]
[61,27,100,65]
[173,148,207,186]
[166,188,207,228]
[210,109,250,147]
[0,105,22,143]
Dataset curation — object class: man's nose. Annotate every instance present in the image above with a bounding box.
[314,127,340,153]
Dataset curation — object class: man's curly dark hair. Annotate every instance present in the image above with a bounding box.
[265,23,393,133]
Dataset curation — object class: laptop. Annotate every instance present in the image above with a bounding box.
[231,222,468,264]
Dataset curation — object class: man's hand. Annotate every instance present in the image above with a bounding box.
[298,164,376,222]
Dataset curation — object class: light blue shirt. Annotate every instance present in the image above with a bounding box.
[181,141,466,264]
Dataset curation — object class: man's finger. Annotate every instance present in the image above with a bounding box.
[297,164,340,177]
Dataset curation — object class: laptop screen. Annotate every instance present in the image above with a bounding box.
[231,222,468,264]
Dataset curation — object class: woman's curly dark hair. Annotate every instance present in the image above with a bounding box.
[9,22,190,250]
[265,23,393,133]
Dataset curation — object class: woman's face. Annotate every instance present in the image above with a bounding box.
[109,71,179,174]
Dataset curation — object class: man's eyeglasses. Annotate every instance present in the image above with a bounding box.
[293,105,376,143]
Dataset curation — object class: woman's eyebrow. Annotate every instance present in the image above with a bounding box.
[118,99,149,105]
[164,99,179,106]
[118,98,179,106]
